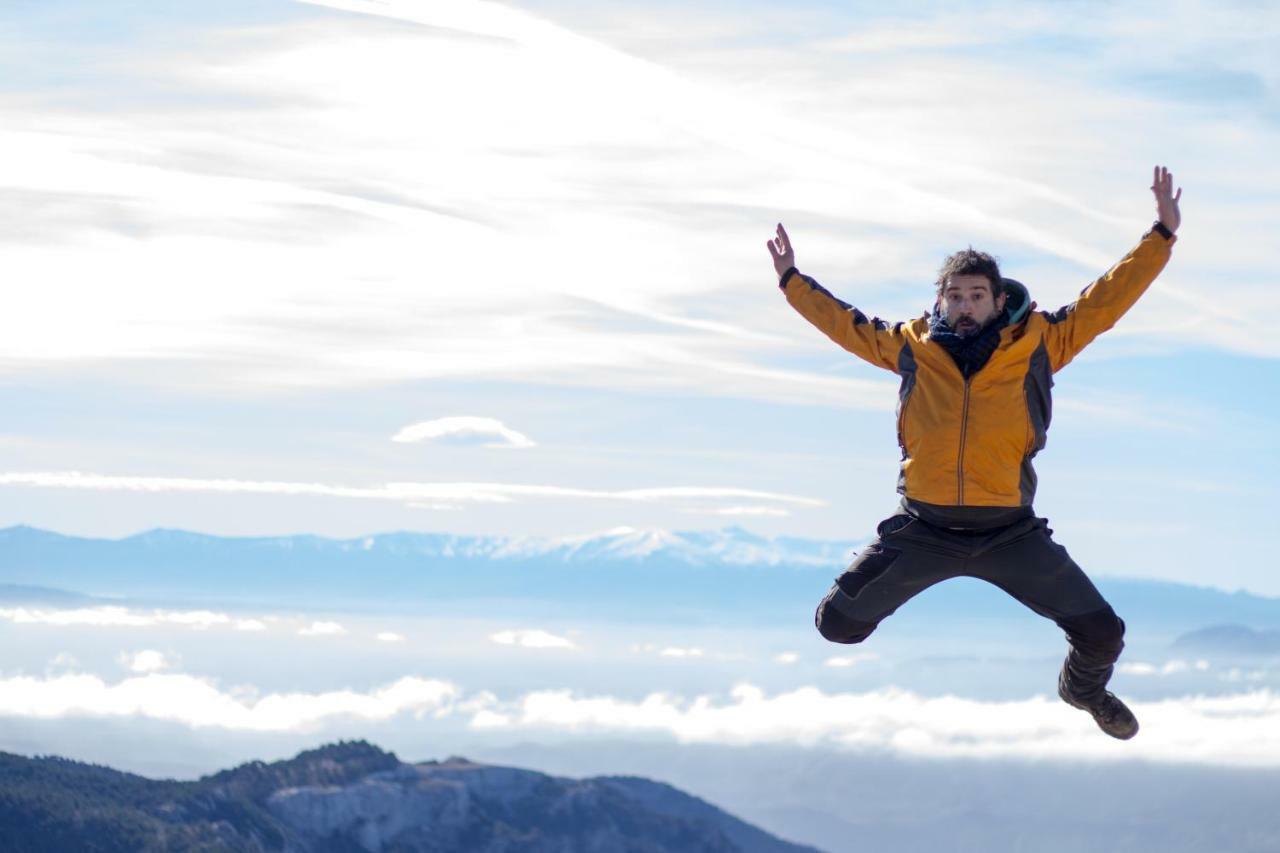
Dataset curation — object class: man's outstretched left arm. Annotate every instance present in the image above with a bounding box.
[1042,166,1182,372]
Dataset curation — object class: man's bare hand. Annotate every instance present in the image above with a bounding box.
[766,222,795,278]
[1152,165,1182,234]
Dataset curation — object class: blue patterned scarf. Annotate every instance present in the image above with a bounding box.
[928,278,1031,378]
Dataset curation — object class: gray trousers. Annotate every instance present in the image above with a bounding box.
[815,510,1125,705]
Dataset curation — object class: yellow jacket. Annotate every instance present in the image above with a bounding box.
[780,229,1175,508]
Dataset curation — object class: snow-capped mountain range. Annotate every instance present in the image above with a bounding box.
[4,524,1280,634]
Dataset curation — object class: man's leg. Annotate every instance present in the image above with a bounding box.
[816,513,964,644]
[964,516,1136,739]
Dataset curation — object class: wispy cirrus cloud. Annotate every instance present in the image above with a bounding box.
[0,470,825,510]
[5,0,1270,416]
[694,506,792,518]
[392,416,536,449]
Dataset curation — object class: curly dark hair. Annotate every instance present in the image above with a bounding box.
[935,248,1003,298]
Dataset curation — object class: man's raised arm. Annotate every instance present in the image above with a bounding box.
[1041,166,1182,372]
[767,222,908,373]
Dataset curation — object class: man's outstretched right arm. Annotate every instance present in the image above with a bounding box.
[767,222,907,373]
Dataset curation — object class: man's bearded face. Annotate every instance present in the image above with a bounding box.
[939,274,1007,337]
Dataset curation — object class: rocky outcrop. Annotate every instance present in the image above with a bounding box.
[0,742,822,853]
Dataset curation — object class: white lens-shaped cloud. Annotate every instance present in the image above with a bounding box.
[392,416,536,449]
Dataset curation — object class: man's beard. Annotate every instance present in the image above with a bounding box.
[952,315,984,338]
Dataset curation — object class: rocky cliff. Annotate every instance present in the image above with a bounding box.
[0,740,822,853]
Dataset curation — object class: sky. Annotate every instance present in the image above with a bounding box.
[1,0,1278,593]
[4,9,1280,843]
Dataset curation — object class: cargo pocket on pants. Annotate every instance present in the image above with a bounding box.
[815,544,902,643]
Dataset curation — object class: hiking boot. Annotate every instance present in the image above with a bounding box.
[1058,682,1139,740]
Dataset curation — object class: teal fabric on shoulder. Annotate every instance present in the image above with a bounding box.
[1001,278,1032,326]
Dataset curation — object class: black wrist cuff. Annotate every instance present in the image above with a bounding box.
[1151,221,1174,241]
[778,266,798,289]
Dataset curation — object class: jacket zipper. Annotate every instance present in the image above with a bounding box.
[957,377,972,503]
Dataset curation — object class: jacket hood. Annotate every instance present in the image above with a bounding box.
[1000,278,1031,326]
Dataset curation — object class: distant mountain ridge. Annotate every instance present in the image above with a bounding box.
[0,523,855,567]
[3,524,1280,631]
[0,740,821,853]
[1173,624,1280,655]
[0,523,857,618]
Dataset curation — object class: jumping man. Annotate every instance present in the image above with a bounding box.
[766,166,1182,739]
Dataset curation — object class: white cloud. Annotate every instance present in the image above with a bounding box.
[298,621,347,637]
[490,629,576,650]
[470,709,513,729]
[1,606,150,628]
[157,610,232,630]
[7,665,1280,766]
[1224,668,1268,684]
[376,632,406,643]
[825,652,879,668]
[774,652,800,665]
[1119,659,1210,677]
[471,683,1280,767]
[392,416,536,449]
[632,642,705,659]
[46,653,79,670]
[119,650,172,673]
[0,672,456,732]
[2,605,279,634]
[1,605,228,630]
